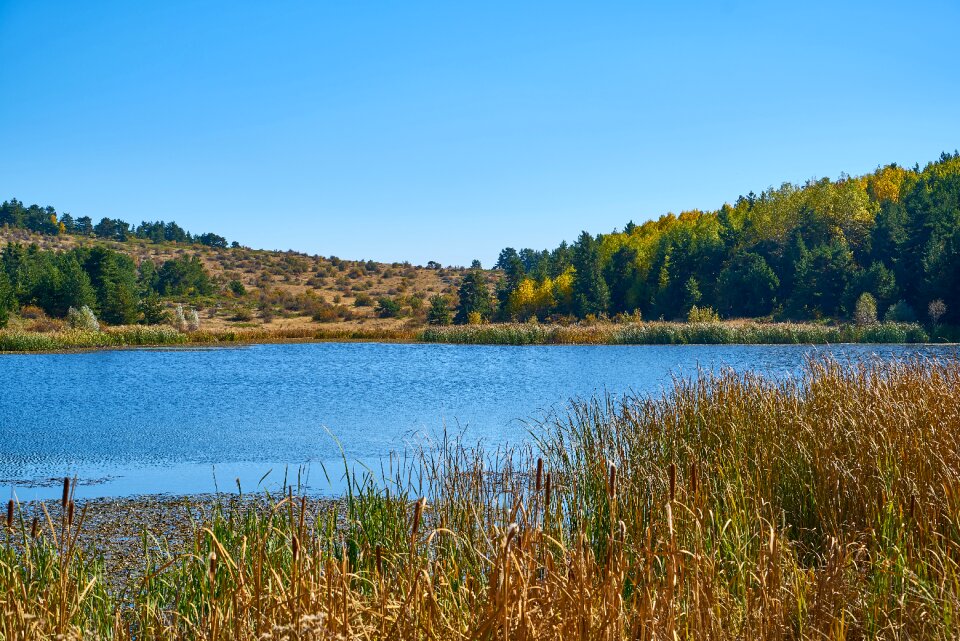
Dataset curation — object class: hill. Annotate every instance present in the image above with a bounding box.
[0,225,477,333]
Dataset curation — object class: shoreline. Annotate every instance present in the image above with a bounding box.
[0,319,951,353]
[13,492,344,591]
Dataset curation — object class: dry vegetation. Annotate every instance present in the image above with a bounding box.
[3,357,960,639]
[0,226,476,331]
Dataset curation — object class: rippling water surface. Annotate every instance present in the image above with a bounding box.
[2,342,956,499]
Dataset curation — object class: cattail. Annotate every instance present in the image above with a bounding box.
[689,462,698,495]
[376,544,383,576]
[411,498,425,540]
[30,517,39,539]
[909,494,916,520]
[668,463,676,502]
[208,551,218,582]
[5,499,12,530]
[535,458,543,493]
[292,534,300,560]
[67,500,75,527]
[505,522,519,549]
[544,473,552,510]
[61,477,70,508]
[608,464,618,499]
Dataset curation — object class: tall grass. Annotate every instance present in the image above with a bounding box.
[0,326,188,351]
[0,325,416,352]
[3,357,960,638]
[420,320,931,345]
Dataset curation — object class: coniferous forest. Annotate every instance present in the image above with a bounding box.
[476,152,960,326]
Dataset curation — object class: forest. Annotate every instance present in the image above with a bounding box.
[0,243,212,327]
[0,199,229,248]
[457,152,960,326]
[4,152,960,331]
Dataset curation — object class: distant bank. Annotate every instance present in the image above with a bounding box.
[0,320,949,353]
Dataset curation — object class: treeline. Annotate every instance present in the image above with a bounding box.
[455,152,960,325]
[0,198,230,248]
[0,243,213,327]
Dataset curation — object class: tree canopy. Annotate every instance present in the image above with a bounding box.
[487,153,960,324]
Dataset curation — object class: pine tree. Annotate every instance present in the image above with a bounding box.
[455,270,493,323]
[572,232,609,317]
[426,295,453,325]
[0,268,13,327]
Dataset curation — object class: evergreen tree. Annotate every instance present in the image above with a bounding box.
[138,291,168,325]
[426,295,453,325]
[455,270,493,323]
[571,232,609,317]
[0,268,13,327]
[57,256,97,317]
[717,252,779,317]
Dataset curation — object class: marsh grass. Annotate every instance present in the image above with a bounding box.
[0,326,188,351]
[0,320,935,352]
[0,325,415,352]
[3,356,960,639]
[419,320,931,345]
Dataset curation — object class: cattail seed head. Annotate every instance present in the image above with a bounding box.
[412,498,425,539]
[608,464,618,499]
[292,534,300,560]
[506,522,519,549]
[30,517,39,539]
[909,494,916,520]
[5,499,12,530]
[208,551,218,582]
[535,458,543,493]
[61,477,70,509]
[67,500,75,527]
[668,463,676,503]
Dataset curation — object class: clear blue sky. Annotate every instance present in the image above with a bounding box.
[2,1,958,266]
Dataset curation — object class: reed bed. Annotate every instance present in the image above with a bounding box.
[0,320,935,353]
[419,320,931,345]
[185,326,417,344]
[0,326,188,351]
[3,356,960,639]
[0,326,416,352]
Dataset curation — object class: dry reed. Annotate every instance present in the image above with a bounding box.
[2,356,959,639]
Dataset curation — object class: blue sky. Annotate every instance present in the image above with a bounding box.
[1,1,958,266]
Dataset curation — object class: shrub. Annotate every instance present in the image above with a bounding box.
[230,306,254,322]
[172,304,188,331]
[375,296,402,318]
[929,299,947,325]
[884,299,917,323]
[854,292,878,326]
[228,279,247,297]
[354,292,374,307]
[187,308,201,332]
[687,305,720,323]
[67,305,99,331]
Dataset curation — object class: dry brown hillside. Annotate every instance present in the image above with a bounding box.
[0,227,497,332]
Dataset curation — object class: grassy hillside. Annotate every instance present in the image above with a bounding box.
[0,226,484,333]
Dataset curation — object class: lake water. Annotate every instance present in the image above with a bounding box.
[2,342,957,500]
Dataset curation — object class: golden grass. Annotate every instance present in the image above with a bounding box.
[3,356,960,639]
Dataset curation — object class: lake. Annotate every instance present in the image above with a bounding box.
[2,342,957,500]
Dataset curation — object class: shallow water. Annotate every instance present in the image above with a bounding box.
[2,342,956,499]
